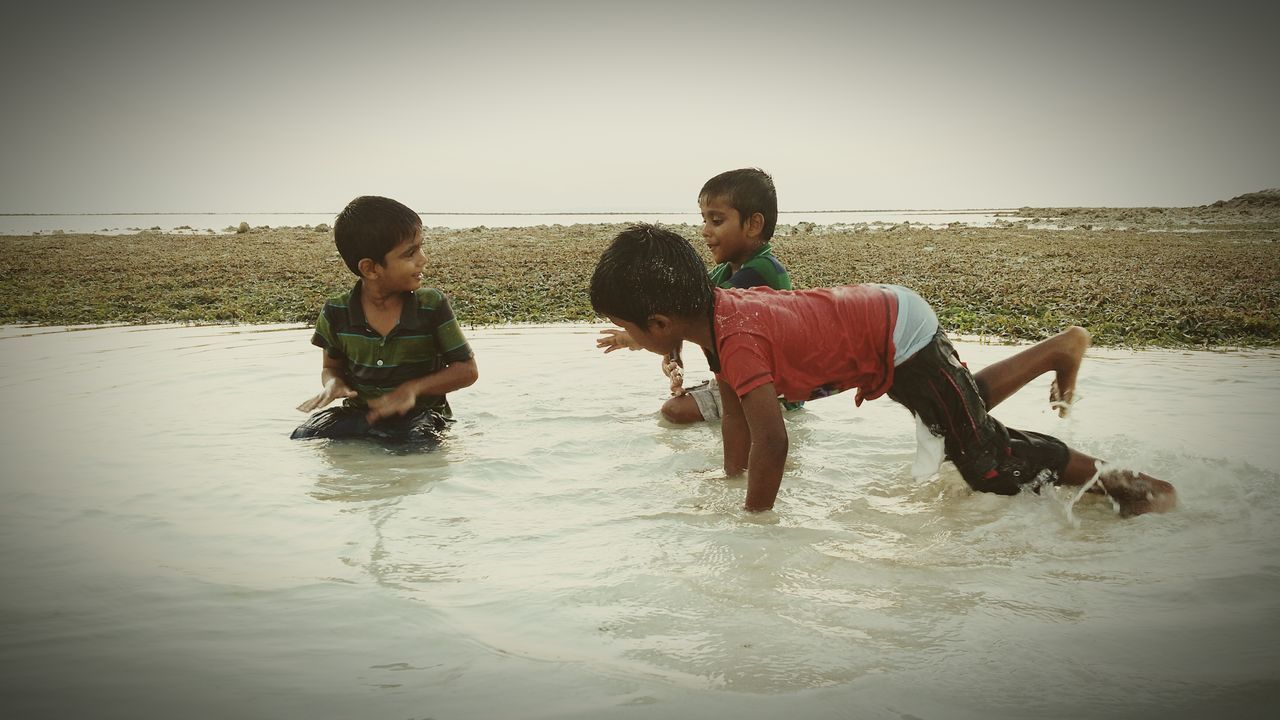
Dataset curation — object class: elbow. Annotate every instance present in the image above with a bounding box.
[460,360,479,389]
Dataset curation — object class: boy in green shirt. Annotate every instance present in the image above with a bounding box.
[292,195,478,443]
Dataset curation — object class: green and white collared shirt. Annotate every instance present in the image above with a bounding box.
[311,280,473,417]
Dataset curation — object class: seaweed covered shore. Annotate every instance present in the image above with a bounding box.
[2,198,1277,348]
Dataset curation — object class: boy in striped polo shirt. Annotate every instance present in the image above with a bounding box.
[293,195,478,443]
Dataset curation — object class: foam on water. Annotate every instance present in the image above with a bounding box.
[1,323,1278,719]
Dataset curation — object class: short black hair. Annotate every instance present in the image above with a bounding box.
[698,167,778,241]
[589,224,713,327]
[333,195,422,276]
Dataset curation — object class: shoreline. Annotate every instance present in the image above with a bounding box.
[2,210,1277,349]
[10,211,1280,237]
[4,321,1277,357]
[6,196,1279,237]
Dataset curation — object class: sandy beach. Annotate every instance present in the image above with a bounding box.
[2,193,1277,348]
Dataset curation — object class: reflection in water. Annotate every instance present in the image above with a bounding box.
[308,438,454,503]
[307,438,467,591]
[0,323,1278,718]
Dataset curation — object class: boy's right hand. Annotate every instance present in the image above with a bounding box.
[596,328,640,353]
[296,377,357,413]
[661,355,685,395]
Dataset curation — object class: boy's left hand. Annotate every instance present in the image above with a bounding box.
[365,386,417,424]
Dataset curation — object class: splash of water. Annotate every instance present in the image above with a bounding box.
[1062,458,1110,527]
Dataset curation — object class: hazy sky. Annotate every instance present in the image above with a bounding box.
[2,0,1276,213]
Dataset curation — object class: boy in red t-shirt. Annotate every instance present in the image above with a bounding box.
[588,223,1177,517]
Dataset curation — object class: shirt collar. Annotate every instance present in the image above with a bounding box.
[345,279,421,332]
[749,242,773,262]
[724,242,773,276]
[346,279,367,328]
[397,290,425,330]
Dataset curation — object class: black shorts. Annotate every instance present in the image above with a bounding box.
[291,405,450,446]
[887,330,1068,495]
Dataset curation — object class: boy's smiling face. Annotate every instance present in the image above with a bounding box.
[364,227,427,292]
[699,194,761,268]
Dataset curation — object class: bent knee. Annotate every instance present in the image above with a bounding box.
[1063,325,1091,345]
[661,395,703,424]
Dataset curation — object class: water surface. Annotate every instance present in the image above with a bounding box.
[1,324,1277,719]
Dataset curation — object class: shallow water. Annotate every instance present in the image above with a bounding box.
[1,323,1278,719]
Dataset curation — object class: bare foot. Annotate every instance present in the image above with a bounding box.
[1049,326,1091,417]
[1099,470,1178,518]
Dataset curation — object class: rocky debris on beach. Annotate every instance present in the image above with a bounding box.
[1208,188,1280,210]
[1012,189,1280,230]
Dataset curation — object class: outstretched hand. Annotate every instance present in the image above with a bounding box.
[296,377,357,413]
[597,328,640,353]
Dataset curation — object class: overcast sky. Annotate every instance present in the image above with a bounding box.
[2,0,1276,214]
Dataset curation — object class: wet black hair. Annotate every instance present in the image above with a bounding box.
[589,224,713,327]
[333,195,423,276]
[698,167,778,241]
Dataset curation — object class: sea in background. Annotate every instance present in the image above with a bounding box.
[0,209,1011,235]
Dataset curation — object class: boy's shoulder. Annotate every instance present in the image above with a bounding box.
[714,286,780,327]
[407,287,466,327]
[713,243,791,291]
[314,286,356,330]
[411,286,449,310]
[744,246,787,273]
[321,285,356,309]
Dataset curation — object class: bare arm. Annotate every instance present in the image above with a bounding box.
[719,378,750,476]
[365,357,480,423]
[296,351,357,412]
[719,379,789,511]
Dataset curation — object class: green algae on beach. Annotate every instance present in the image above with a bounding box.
[1,215,1277,348]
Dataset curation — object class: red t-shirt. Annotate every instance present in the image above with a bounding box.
[705,285,899,405]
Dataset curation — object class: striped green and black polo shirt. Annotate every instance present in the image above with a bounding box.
[311,280,474,417]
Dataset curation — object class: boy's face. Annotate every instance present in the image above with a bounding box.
[606,315,679,356]
[700,194,760,267]
[365,227,427,292]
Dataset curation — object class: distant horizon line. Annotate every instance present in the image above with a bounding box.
[0,208,1022,217]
